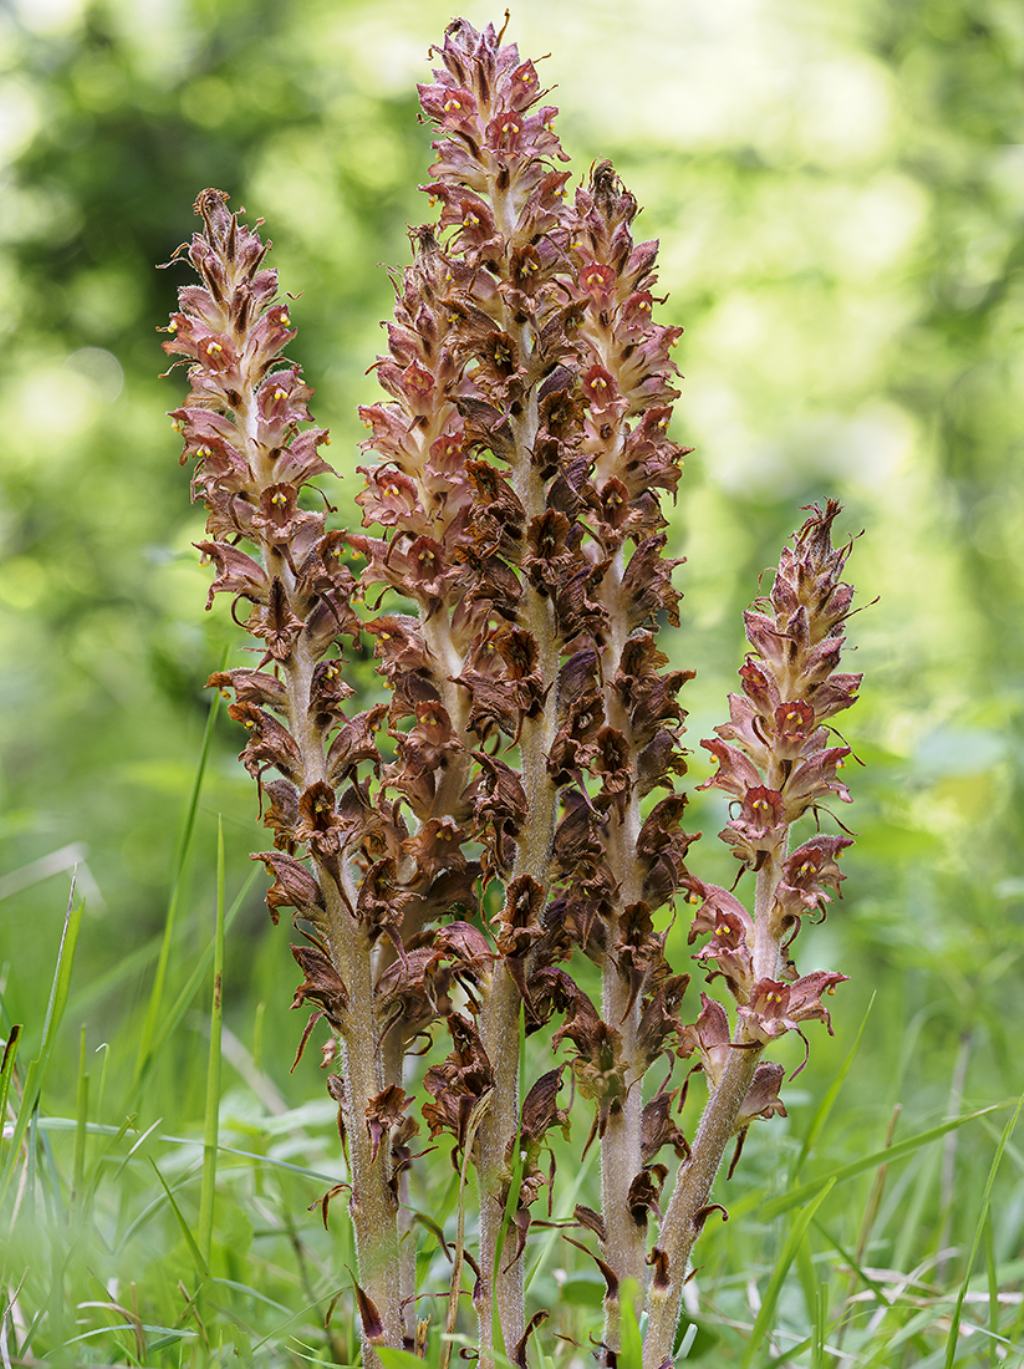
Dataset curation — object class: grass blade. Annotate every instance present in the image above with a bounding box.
[148,1157,209,1279]
[491,1003,527,1360]
[0,885,84,1202]
[943,1092,1023,1368]
[134,673,224,1084]
[0,1023,21,1127]
[791,992,874,1181]
[72,1024,90,1216]
[984,1209,998,1367]
[733,1103,1005,1225]
[144,865,257,1070]
[740,1178,836,1368]
[197,817,226,1266]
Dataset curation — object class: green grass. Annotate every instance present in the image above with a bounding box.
[2,714,1022,1369]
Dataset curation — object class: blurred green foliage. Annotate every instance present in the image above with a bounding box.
[1,0,1023,1362]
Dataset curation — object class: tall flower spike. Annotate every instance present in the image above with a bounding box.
[162,189,405,1361]
[557,162,694,1352]
[412,20,581,1359]
[642,503,859,1369]
[402,24,698,1361]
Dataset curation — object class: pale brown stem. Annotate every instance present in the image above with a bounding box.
[599,733,648,1341]
[641,1042,761,1368]
[474,210,560,1356]
[476,965,528,1361]
[282,633,404,1358]
[601,961,647,1344]
[642,859,780,1369]
[238,382,403,1358]
[475,625,559,1362]
[325,885,404,1356]
[598,554,649,1346]
[382,1029,417,1346]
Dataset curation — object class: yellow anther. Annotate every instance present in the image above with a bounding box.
[326,664,338,678]
[657,417,669,429]
[502,119,520,134]
[243,718,255,729]
[591,376,607,389]
[517,68,534,83]
[278,311,292,327]
[798,862,815,877]
[463,212,480,227]
[444,97,463,112]
[271,491,288,505]
[638,299,651,311]
[206,340,222,354]
[196,445,211,459]
[384,485,400,497]
[274,388,288,401]
[167,319,178,333]
[220,688,231,700]
[379,631,391,641]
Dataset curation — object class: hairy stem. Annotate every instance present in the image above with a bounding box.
[327,887,404,1355]
[642,859,780,1368]
[476,603,558,1360]
[475,265,559,1359]
[477,965,526,1361]
[641,1042,761,1369]
[244,392,403,1355]
[599,562,649,1344]
[601,961,647,1343]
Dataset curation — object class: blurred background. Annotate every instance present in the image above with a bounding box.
[1,0,1022,1362]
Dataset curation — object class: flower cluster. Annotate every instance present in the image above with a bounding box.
[694,499,858,1021]
[162,188,406,1353]
[643,504,860,1366]
[162,20,864,1369]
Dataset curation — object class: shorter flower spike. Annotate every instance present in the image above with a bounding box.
[646,504,862,1369]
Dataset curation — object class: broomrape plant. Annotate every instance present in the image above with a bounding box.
[160,16,861,1368]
